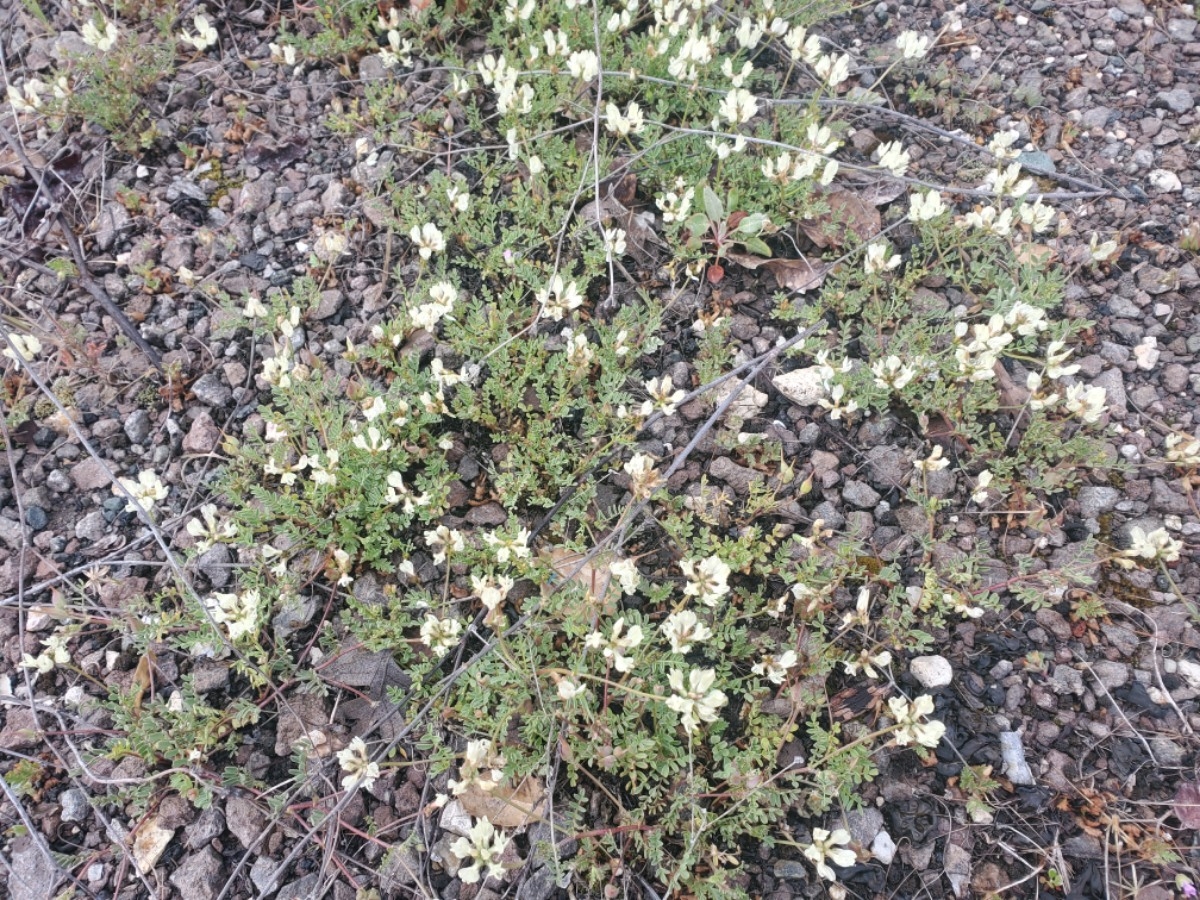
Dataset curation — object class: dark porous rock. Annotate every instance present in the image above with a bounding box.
[465,502,508,526]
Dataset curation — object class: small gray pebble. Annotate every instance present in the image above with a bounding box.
[191,373,233,407]
[24,507,47,531]
[124,409,151,445]
[60,788,89,823]
[45,472,71,494]
[102,497,126,523]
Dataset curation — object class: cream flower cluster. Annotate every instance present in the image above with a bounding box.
[449,738,506,795]
[337,736,381,791]
[21,633,70,678]
[115,470,169,517]
[584,617,643,672]
[680,555,731,606]
[451,818,509,884]
[205,588,261,641]
[665,667,727,733]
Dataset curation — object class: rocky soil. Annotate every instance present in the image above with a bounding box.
[1,0,1199,898]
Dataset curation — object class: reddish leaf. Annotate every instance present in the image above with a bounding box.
[706,263,725,284]
[799,188,880,249]
[725,251,829,293]
[1174,782,1200,829]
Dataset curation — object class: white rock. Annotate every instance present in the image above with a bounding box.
[772,367,829,406]
[714,382,768,421]
[871,830,897,864]
[24,610,54,631]
[438,799,473,837]
[1149,169,1182,192]
[131,816,175,874]
[1133,336,1160,371]
[910,655,953,689]
[944,843,971,898]
[1176,658,1200,691]
[999,731,1035,786]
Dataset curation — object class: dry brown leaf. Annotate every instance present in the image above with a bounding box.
[854,177,908,207]
[725,251,830,293]
[577,175,662,266]
[459,776,546,828]
[540,545,619,614]
[1174,782,1200,830]
[799,188,880,249]
[1015,243,1056,266]
[991,361,1029,410]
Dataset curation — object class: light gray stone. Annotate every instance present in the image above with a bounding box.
[842,480,881,509]
[1151,736,1185,767]
[46,470,72,492]
[169,849,225,900]
[250,856,282,896]
[772,367,828,406]
[95,202,130,251]
[11,839,61,900]
[517,869,556,900]
[70,457,113,491]
[237,175,276,216]
[0,516,30,550]
[1078,486,1120,518]
[1155,88,1194,113]
[196,544,233,588]
[380,843,422,890]
[75,511,106,543]
[1049,664,1085,696]
[225,795,267,852]
[911,655,953,689]
[59,788,89,823]
[1091,369,1126,414]
[1149,169,1183,192]
[999,732,1035,786]
[124,409,152,445]
[871,829,897,864]
[1089,661,1129,690]
[845,806,884,845]
[184,807,225,850]
[191,373,232,407]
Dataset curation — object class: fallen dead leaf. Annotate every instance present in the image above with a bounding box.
[799,188,880,249]
[459,775,546,828]
[540,546,619,615]
[725,251,830,293]
[854,177,908,207]
[1015,243,1056,266]
[577,173,662,266]
[1173,782,1200,829]
[991,361,1029,410]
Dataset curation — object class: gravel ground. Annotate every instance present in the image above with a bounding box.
[1,1,1199,898]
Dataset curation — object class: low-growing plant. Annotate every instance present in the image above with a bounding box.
[6,0,1150,895]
